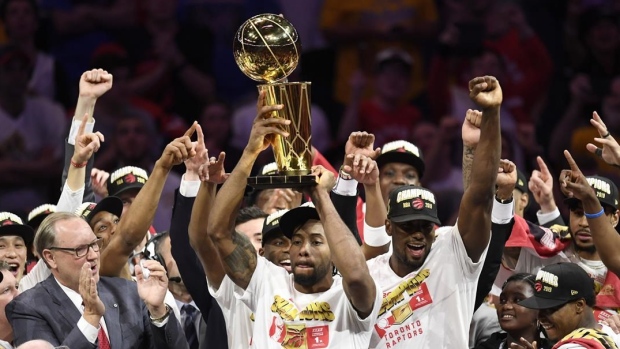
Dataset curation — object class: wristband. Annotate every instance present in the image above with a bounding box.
[339,166,353,180]
[364,223,391,247]
[150,304,171,323]
[584,207,605,219]
[71,159,87,168]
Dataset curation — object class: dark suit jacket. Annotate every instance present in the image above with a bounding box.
[7,275,189,349]
[170,190,229,349]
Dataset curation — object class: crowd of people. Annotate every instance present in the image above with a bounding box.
[4,0,620,349]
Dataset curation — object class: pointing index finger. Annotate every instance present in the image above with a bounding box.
[196,123,205,146]
[184,121,197,138]
[536,156,550,176]
[563,150,581,172]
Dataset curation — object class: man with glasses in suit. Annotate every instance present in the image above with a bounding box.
[6,212,188,349]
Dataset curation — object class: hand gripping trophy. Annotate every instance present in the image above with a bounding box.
[234,14,316,188]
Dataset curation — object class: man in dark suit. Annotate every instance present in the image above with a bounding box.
[6,212,188,349]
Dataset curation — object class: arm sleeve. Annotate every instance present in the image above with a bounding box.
[7,299,96,348]
[76,317,98,343]
[537,208,565,227]
[474,199,515,310]
[474,219,515,310]
[56,182,85,213]
[169,189,213,318]
[330,190,362,245]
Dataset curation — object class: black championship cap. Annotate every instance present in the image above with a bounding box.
[262,209,289,246]
[26,204,57,228]
[108,166,149,197]
[0,212,35,246]
[515,169,528,194]
[75,196,123,224]
[279,203,319,239]
[564,175,619,210]
[519,263,595,310]
[387,185,441,225]
[376,140,425,179]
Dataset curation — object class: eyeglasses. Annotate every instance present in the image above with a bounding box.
[48,238,103,258]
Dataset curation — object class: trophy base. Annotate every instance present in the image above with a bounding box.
[248,174,317,189]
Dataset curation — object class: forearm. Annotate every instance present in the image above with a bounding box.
[467,107,501,204]
[208,150,256,241]
[118,162,170,247]
[363,182,386,227]
[170,189,213,315]
[189,182,226,287]
[462,145,476,191]
[207,150,259,290]
[582,196,620,274]
[312,190,370,283]
[74,96,96,123]
[66,161,86,191]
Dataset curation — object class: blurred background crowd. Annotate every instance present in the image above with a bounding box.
[1,0,619,228]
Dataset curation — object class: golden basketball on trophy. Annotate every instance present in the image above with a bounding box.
[234,13,316,188]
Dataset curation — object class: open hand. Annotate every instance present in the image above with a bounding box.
[469,76,503,109]
[135,259,168,311]
[91,168,109,197]
[260,188,303,214]
[79,262,105,326]
[206,152,229,184]
[343,154,379,185]
[510,337,537,349]
[586,111,620,167]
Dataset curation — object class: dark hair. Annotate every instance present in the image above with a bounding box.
[235,206,268,226]
[0,0,39,22]
[503,273,536,290]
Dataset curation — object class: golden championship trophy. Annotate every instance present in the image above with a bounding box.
[234,13,316,188]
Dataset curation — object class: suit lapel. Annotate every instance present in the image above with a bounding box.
[99,280,122,349]
[42,277,82,331]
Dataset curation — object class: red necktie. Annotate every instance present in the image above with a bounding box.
[98,326,111,349]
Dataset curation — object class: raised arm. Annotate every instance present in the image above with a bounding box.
[457,76,503,262]
[188,125,229,289]
[58,69,113,210]
[100,124,196,277]
[310,166,377,318]
[562,150,620,275]
[462,109,482,190]
[207,92,288,290]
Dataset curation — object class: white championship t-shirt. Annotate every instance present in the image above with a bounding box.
[208,275,255,349]
[366,224,488,348]
[235,256,382,349]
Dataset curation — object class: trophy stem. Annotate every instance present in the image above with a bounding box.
[258,82,313,175]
